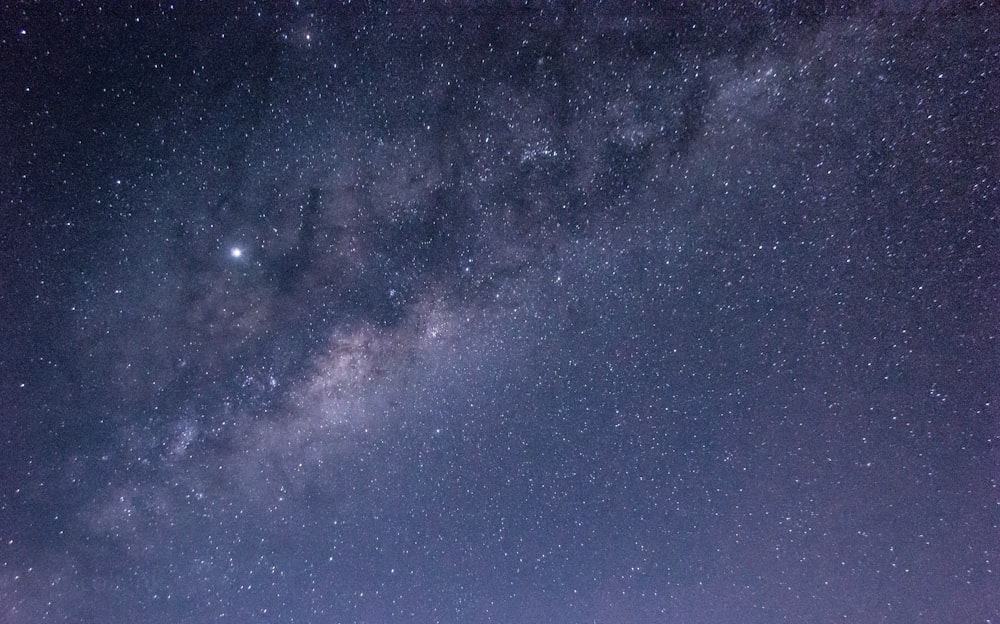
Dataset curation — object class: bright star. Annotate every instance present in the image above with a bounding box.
[230,247,243,259]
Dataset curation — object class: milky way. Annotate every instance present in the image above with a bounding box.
[2,4,998,623]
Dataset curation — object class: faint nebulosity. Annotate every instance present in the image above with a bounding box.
[1,3,997,623]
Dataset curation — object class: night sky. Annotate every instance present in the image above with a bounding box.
[2,3,998,623]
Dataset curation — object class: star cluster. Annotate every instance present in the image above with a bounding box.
[1,3,997,623]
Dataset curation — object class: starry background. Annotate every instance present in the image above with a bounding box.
[1,2,998,623]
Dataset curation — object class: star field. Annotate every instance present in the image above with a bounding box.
[1,3,998,623]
